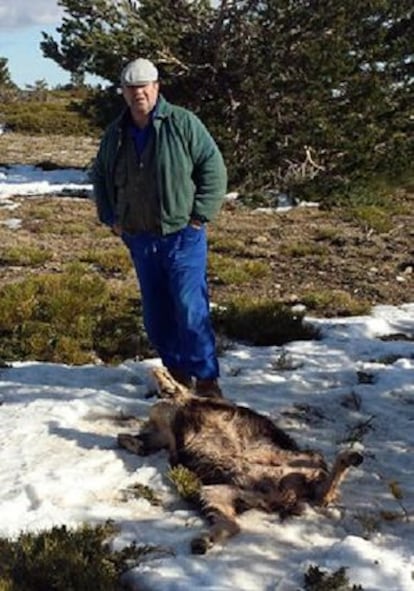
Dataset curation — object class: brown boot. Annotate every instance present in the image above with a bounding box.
[167,367,193,389]
[195,379,223,398]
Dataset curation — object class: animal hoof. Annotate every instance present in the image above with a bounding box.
[348,451,363,467]
[117,433,142,454]
[191,536,210,555]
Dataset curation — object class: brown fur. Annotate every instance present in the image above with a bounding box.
[118,367,363,554]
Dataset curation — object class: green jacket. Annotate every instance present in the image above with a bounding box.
[91,95,227,234]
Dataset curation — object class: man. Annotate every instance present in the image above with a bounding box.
[91,58,227,397]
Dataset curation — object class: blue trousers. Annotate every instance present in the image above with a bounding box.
[122,225,219,380]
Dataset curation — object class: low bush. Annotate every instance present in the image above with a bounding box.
[0,245,52,266]
[209,235,252,257]
[279,241,329,258]
[0,521,161,591]
[319,176,410,213]
[212,297,319,346]
[93,291,154,364]
[302,290,371,317]
[79,247,132,276]
[341,205,394,234]
[168,465,201,503]
[313,226,344,242]
[303,565,364,590]
[0,101,98,135]
[0,267,317,363]
[0,265,152,364]
[120,482,161,505]
[209,253,269,285]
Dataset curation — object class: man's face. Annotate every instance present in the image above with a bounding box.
[122,82,159,121]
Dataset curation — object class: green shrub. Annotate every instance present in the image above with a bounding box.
[319,176,409,214]
[79,247,132,276]
[56,221,95,235]
[397,171,414,193]
[212,297,319,346]
[0,265,152,364]
[313,226,345,244]
[0,245,52,266]
[304,565,364,590]
[343,205,393,234]
[279,241,329,258]
[26,218,95,237]
[302,290,371,316]
[209,253,269,285]
[0,521,162,591]
[209,235,253,257]
[168,465,201,503]
[93,293,154,364]
[237,191,275,208]
[0,101,97,135]
[120,482,161,505]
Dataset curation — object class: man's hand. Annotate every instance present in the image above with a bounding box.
[111,223,123,236]
[189,218,204,229]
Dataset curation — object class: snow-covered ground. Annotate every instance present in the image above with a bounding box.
[1,306,413,590]
[0,166,413,590]
[0,164,315,215]
[0,164,92,207]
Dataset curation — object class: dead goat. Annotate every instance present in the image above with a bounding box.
[118,367,363,554]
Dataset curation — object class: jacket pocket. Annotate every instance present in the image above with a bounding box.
[114,161,127,188]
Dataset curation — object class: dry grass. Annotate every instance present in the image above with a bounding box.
[1,133,413,321]
[0,132,98,167]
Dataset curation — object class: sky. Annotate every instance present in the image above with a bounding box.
[0,0,80,87]
[0,168,413,590]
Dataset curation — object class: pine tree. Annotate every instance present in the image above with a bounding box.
[0,57,14,87]
[40,0,413,196]
[219,0,414,192]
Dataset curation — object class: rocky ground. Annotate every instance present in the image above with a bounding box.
[0,133,413,317]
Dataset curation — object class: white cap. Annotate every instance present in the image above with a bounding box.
[120,58,159,86]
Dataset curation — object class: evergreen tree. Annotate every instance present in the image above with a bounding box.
[41,0,413,196]
[245,0,414,191]
[0,57,15,87]
[41,0,213,86]
[0,57,19,102]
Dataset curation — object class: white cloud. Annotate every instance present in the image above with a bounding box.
[0,0,63,29]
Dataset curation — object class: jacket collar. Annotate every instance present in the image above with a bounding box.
[154,95,172,119]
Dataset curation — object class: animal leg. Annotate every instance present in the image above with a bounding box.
[117,423,170,455]
[191,485,241,554]
[117,400,176,456]
[315,449,363,505]
[152,367,192,401]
